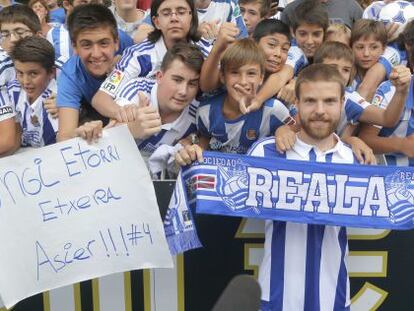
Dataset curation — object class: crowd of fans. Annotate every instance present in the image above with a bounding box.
[2,0,414,308]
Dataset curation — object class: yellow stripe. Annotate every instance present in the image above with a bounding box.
[74,283,82,311]
[92,279,100,311]
[143,270,151,311]
[124,272,132,311]
[177,255,185,311]
[43,291,51,311]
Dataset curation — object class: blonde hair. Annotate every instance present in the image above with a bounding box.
[220,38,266,75]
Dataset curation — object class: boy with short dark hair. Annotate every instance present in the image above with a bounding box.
[8,36,58,147]
[247,1,329,113]
[239,0,270,36]
[0,5,43,154]
[57,4,122,142]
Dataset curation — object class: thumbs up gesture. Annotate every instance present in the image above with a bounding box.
[129,92,162,140]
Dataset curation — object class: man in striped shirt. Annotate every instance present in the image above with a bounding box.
[247,64,362,310]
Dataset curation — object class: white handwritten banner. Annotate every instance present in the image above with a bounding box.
[0,125,173,308]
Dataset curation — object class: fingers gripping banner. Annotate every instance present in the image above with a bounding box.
[165,151,414,254]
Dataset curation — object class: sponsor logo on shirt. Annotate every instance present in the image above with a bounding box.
[246,129,257,140]
[372,94,383,107]
[102,70,125,95]
[0,106,12,116]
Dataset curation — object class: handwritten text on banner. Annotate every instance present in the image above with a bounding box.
[0,125,173,308]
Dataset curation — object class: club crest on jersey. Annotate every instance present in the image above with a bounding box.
[385,171,414,225]
[246,129,257,140]
[31,115,40,126]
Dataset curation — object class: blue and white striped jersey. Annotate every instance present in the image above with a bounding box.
[115,78,198,159]
[362,0,386,19]
[337,89,371,135]
[46,25,72,60]
[286,45,308,77]
[8,79,58,147]
[371,77,414,166]
[378,43,407,78]
[248,135,355,311]
[100,37,212,98]
[197,90,295,154]
[0,93,15,122]
[0,48,15,118]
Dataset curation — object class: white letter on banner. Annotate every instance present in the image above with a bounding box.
[332,175,358,216]
[303,173,329,213]
[362,177,388,217]
[277,170,303,210]
[245,167,273,208]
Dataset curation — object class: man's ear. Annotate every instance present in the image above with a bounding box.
[156,70,163,84]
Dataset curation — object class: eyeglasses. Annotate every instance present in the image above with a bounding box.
[157,8,192,18]
[0,28,33,40]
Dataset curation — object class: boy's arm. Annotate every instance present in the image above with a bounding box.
[358,123,414,157]
[249,65,294,111]
[357,63,387,102]
[57,107,79,141]
[0,118,20,156]
[199,22,240,92]
[359,65,410,127]
[341,130,376,165]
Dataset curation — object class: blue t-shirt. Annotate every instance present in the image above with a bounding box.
[56,55,105,110]
[49,7,65,25]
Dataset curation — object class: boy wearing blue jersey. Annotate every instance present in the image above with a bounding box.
[92,0,211,123]
[176,39,295,164]
[246,1,329,110]
[85,43,203,178]
[249,64,360,310]
[57,4,122,141]
[8,36,58,148]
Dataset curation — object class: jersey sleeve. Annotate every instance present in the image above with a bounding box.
[0,89,15,122]
[286,46,308,76]
[0,52,15,87]
[196,103,211,137]
[100,45,146,98]
[378,46,402,78]
[266,99,296,133]
[344,91,371,124]
[56,70,83,110]
[372,80,395,110]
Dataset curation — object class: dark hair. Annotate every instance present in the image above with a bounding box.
[220,38,266,75]
[292,0,329,33]
[253,19,291,42]
[295,63,345,99]
[0,5,41,33]
[402,20,414,68]
[148,0,200,43]
[67,4,118,43]
[239,0,271,17]
[351,19,387,47]
[10,36,55,72]
[161,42,204,74]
